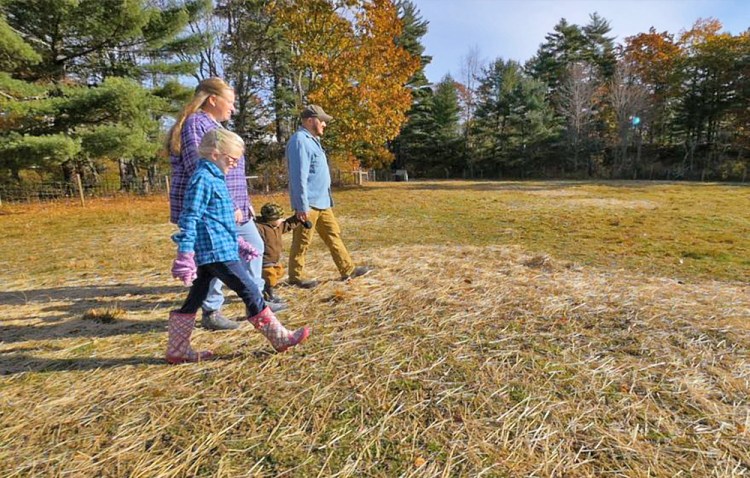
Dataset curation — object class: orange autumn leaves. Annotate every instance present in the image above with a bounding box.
[623,19,750,99]
[275,0,420,168]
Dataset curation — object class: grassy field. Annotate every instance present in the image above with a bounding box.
[0,180,748,477]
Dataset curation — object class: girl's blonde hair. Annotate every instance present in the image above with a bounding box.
[198,129,245,160]
[166,77,234,155]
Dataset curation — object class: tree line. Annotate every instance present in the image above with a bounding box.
[1,1,748,188]
[401,14,749,181]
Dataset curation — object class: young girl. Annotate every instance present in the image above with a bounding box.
[166,77,273,331]
[167,129,310,363]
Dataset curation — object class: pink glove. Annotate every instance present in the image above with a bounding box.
[238,236,260,262]
[171,251,197,286]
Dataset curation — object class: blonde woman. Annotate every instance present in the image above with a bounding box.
[166,77,277,331]
[168,129,310,363]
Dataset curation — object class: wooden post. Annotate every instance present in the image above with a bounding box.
[165,175,170,197]
[142,177,150,195]
[75,174,85,206]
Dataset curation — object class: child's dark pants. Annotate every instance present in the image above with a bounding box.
[178,261,265,317]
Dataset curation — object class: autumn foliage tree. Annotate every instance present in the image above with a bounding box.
[276,0,419,169]
[623,28,683,145]
[677,20,749,175]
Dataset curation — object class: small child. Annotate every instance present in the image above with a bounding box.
[255,203,308,304]
[167,129,310,363]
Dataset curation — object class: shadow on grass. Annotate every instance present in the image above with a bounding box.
[0,351,262,375]
[0,284,187,343]
[0,318,169,344]
[0,355,165,375]
[0,284,185,306]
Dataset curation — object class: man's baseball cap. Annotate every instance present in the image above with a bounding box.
[300,104,333,122]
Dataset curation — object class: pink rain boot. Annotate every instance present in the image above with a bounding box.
[247,306,310,352]
[165,311,215,364]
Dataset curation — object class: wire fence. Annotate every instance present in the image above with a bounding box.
[0,169,392,205]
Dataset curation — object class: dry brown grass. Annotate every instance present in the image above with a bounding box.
[0,181,748,477]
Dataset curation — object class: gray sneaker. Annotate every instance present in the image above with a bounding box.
[342,265,374,281]
[289,279,319,289]
[268,301,288,313]
[201,309,240,330]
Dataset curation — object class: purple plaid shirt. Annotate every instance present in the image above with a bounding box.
[169,110,252,224]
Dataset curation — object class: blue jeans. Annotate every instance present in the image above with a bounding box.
[202,220,265,313]
[179,261,265,317]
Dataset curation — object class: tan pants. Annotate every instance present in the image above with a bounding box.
[288,208,355,282]
[262,263,285,288]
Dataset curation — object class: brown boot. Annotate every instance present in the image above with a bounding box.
[247,306,310,352]
[165,311,215,364]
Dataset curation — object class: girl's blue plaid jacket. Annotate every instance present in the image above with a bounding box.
[172,159,240,266]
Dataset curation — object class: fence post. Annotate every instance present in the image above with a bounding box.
[142,177,150,195]
[75,174,85,206]
[165,175,170,197]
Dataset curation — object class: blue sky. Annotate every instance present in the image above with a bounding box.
[411,0,750,84]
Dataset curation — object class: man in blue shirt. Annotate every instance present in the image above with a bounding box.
[167,129,310,363]
[286,105,373,289]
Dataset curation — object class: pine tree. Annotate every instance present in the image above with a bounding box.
[391,0,432,172]
[473,59,556,177]
[3,0,209,83]
[0,1,202,186]
[429,75,463,176]
[527,18,587,98]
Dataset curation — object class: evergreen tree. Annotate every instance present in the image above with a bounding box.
[473,59,555,176]
[527,13,615,98]
[2,0,209,83]
[0,14,41,71]
[582,12,617,79]
[527,18,586,97]
[527,13,615,175]
[395,0,431,89]
[0,1,201,186]
[391,0,432,171]
[394,87,434,174]
[429,75,463,176]
[0,76,167,185]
